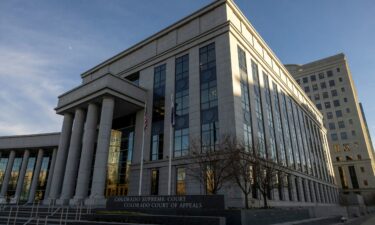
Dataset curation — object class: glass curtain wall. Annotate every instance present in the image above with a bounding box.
[200,43,219,151]
[151,64,166,160]
[106,114,135,197]
[174,54,189,157]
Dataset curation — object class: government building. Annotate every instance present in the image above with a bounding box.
[0,0,338,208]
[286,54,375,203]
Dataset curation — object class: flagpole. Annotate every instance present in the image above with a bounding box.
[138,102,147,196]
[167,94,174,195]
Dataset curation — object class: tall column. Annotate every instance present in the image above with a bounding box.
[28,149,44,203]
[58,108,86,205]
[46,113,73,203]
[315,182,321,203]
[44,148,57,199]
[297,177,305,202]
[88,97,115,205]
[304,179,311,202]
[303,179,312,202]
[309,181,316,202]
[73,103,99,204]
[289,175,296,201]
[10,150,30,203]
[0,150,16,203]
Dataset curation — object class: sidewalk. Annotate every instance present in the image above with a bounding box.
[360,214,375,225]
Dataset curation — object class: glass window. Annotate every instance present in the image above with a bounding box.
[319,73,325,79]
[325,102,331,109]
[201,121,219,152]
[338,121,345,128]
[349,119,353,124]
[331,90,338,97]
[200,43,218,110]
[341,87,345,92]
[151,169,159,195]
[364,180,368,186]
[327,112,333,119]
[337,68,340,72]
[176,168,186,195]
[331,133,338,141]
[360,167,365,172]
[174,128,189,157]
[340,132,348,140]
[314,94,320,100]
[346,108,350,113]
[329,80,335,87]
[126,72,140,86]
[252,61,266,158]
[238,47,253,150]
[310,75,316,81]
[323,92,329,99]
[336,110,343,117]
[333,100,340,107]
[312,84,318,91]
[339,77,343,82]
[329,122,336,130]
[316,103,322,110]
[280,92,295,168]
[351,130,356,136]
[200,43,219,151]
[263,73,277,161]
[303,77,308,83]
[344,98,348,103]
[174,54,190,158]
[106,128,135,197]
[175,54,189,116]
[273,82,287,166]
[327,70,333,77]
[320,82,327,89]
[151,64,166,161]
[151,132,164,160]
[304,86,310,93]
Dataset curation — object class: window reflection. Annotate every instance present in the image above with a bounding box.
[0,157,9,185]
[105,128,134,197]
[7,157,22,198]
[20,157,35,201]
[35,156,50,201]
[176,168,186,195]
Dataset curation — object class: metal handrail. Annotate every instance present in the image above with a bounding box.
[64,207,69,225]
[6,206,13,225]
[12,205,19,225]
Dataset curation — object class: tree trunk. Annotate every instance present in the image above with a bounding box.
[263,193,268,208]
[245,193,249,209]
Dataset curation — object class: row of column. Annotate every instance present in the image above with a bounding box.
[46,96,115,205]
[0,148,58,204]
[281,175,339,204]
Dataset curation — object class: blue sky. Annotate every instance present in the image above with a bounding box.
[0,0,374,143]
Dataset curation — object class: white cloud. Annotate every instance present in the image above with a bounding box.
[0,47,65,135]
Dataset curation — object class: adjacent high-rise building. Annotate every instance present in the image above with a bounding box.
[286,54,375,203]
[0,0,338,207]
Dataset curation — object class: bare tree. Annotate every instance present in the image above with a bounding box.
[186,137,232,195]
[252,154,286,208]
[229,143,254,209]
[226,139,287,209]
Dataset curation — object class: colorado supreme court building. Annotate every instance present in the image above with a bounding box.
[0,0,338,208]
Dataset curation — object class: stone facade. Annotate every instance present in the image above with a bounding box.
[286,54,375,204]
[0,0,338,207]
